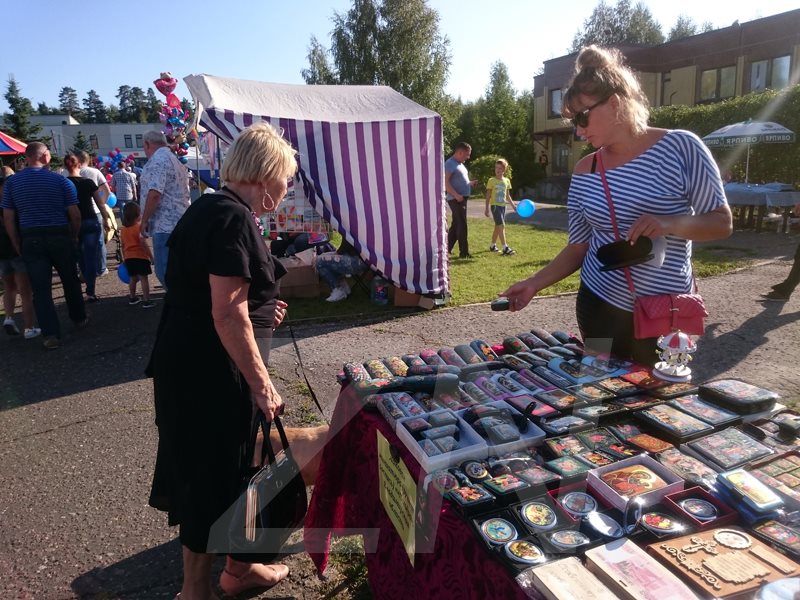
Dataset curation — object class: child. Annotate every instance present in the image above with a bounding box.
[120,202,155,308]
[485,158,516,255]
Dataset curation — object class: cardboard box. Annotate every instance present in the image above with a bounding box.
[586,454,684,511]
[278,249,320,298]
[393,286,422,307]
[530,557,618,600]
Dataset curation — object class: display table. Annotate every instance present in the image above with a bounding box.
[304,385,530,599]
[724,182,800,232]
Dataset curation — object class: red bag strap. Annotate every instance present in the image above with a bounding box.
[596,151,638,297]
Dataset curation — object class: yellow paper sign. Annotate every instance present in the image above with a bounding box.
[377,430,417,565]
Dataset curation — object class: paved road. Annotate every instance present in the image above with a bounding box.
[1,222,799,598]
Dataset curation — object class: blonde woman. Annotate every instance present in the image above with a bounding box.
[147,123,297,599]
[501,46,732,364]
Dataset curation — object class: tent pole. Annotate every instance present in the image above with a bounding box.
[745,144,751,184]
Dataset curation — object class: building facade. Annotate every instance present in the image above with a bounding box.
[533,8,800,176]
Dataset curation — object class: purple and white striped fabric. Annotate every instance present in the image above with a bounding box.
[185,75,448,295]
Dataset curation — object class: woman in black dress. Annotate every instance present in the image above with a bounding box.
[147,123,296,600]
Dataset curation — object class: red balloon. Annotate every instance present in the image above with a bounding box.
[154,77,177,96]
[105,174,112,182]
[166,93,181,108]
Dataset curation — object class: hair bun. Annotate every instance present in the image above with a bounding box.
[576,45,619,72]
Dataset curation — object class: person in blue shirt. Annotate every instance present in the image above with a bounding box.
[1,142,87,349]
[445,142,478,258]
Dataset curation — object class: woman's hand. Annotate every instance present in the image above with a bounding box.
[498,277,540,312]
[254,379,284,421]
[484,207,490,218]
[627,214,673,243]
[273,299,288,329]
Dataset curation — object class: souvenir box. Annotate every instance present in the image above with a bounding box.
[587,454,684,512]
[655,447,719,489]
[470,509,530,554]
[594,377,642,397]
[585,539,698,600]
[648,381,699,400]
[634,403,713,444]
[396,409,488,472]
[567,383,616,404]
[683,427,773,471]
[698,378,779,415]
[511,495,571,536]
[647,527,800,599]
[546,357,608,385]
[457,401,545,457]
[668,394,741,429]
[663,486,738,531]
[502,393,560,422]
[573,403,629,423]
[526,556,619,600]
[547,481,607,524]
[748,450,800,507]
[717,468,784,513]
[534,388,585,412]
[539,414,594,436]
[751,519,800,560]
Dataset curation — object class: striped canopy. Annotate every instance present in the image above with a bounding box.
[184,74,448,295]
[0,131,26,155]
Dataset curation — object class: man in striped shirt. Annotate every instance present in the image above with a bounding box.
[1,142,87,349]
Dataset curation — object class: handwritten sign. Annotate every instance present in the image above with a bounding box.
[377,431,417,565]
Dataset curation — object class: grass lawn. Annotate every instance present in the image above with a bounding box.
[285,219,755,321]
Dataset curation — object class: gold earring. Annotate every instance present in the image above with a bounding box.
[262,191,275,212]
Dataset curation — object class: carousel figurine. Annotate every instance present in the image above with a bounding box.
[653,330,696,382]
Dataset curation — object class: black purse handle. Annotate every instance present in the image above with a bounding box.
[250,410,292,468]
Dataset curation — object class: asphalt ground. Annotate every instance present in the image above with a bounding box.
[1,209,799,599]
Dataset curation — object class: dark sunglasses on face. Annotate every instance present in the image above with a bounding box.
[570,97,608,129]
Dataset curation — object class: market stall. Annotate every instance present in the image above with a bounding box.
[183,74,448,296]
[724,182,800,233]
[305,330,800,599]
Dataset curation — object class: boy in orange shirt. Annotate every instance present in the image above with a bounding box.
[121,203,155,308]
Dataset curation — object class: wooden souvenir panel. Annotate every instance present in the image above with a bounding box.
[647,527,800,598]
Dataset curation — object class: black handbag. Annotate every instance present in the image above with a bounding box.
[226,413,308,563]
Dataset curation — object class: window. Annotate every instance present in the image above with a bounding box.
[89,134,99,150]
[549,89,562,118]
[124,134,133,148]
[751,56,791,92]
[700,66,736,102]
[135,134,143,148]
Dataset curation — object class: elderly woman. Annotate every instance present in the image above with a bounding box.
[501,45,732,364]
[147,123,296,600]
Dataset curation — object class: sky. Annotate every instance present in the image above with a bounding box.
[2,1,798,115]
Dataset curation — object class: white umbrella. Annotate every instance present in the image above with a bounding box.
[702,120,795,183]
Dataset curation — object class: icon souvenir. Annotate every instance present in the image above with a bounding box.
[754,520,800,552]
[577,450,616,468]
[448,484,493,508]
[520,501,558,530]
[429,470,459,494]
[546,435,589,457]
[627,433,673,453]
[483,473,530,496]
[535,389,582,411]
[568,383,615,403]
[547,529,591,550]
[560,491,597,517]
[577,428,621,450]
[517,465,561,486]
[607,421,645,441]
[621,369,669,389]
[641,512,684,535]
[574,404,627,420]
[679,498,718,521]
[504,540,546,565]
[636,404,713,442]
[600,465,667,498]
[602,443,640,459]
[668,394,740,427]
[462,460,489,481]
[688,429,772,471]
[539,415,592,436]
[718,469,783,512]
[546,456,591,478]
[609,394,662,410]
[649,381,699,399]
[655,447,718,487]
[596,377,640,396]
[480,517,518,545]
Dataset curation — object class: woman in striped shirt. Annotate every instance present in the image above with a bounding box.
[501,45,732,364]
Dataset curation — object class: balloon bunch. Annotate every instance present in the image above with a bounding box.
[96,148,136,180]
[153,72,193,164]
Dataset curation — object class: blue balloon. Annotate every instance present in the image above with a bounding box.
[516,198,535,218]
[117,263,130,284]
[106,193,117,208]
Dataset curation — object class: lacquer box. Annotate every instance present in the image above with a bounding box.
[587,454,684,511]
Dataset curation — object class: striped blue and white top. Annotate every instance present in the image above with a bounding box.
[568,130,727,312]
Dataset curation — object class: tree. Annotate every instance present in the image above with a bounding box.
[70,130,93,154]
[36,102,56,115]
[2,77,42,141]
[82,90,108,124]
[302,0,451,110]
[116,85,134,122]
[571,0,664,51]
[146,88,162,122]
[58,86,83,120]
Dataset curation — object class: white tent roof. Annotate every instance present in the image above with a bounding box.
[183,74,438,123]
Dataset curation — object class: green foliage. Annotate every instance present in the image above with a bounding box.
[571,0,664,51]
[650,85,800,185]
[469,154,514,194]
[302,0,451,111]
[82,90,108,124]
[58,87,83,120]
[2,77,42,141]
[70,131,92,154]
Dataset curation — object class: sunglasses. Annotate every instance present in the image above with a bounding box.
[570,97,608,129]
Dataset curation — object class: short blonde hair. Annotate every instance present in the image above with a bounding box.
[221,123,297,185]
[495,158,509,169]
[562,45,650,136]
